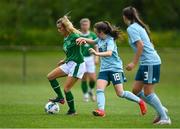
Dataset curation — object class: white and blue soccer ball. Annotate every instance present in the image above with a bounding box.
[45,101,60,114]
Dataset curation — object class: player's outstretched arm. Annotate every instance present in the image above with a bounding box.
[76,37,95,45]
[89,48,112,57]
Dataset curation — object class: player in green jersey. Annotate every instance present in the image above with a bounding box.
[80,18,99,102]
[47,15,85,115]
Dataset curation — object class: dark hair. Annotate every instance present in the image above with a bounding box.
[123,6,151,39]
[94,21,122,40]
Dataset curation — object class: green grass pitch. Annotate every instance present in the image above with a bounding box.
[0,48,179,128]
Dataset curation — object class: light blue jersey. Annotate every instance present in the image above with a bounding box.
[95,35,123,72]
[127,23,161,65]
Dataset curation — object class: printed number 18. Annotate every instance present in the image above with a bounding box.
[113,73,120,81]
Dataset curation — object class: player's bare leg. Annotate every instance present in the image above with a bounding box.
[47,67,67,104]
[114,84,147,115]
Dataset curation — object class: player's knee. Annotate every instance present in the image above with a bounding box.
[143,84,154,96]
[47,72,56,80]
[47,73,52,80]
[88,73,96,80]
[64,88,68,92]
[89,76,96,81]
[117,91,124,97]
[144,91,150,97]
[96,85,103,90]
[64,86,71,92]
[64,88,71,93]
[81,77,87,81]
[143,90,152,97]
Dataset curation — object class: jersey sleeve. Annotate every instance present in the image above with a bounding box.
[92,32,97,40]
[94,38,99,44]
[70,33,80,46]
[72,33,80,40]
[127,27,141,44]
[107,38,115,51]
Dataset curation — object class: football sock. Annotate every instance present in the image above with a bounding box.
[137,91,167,115]
[65,91,75,112]
[145,93,168,119]
[49,79,64,99]
[121,91,140,103]
[81,81,88,94]
[96,89,105,110]
[89,81,96,89]
[137,91,146,101]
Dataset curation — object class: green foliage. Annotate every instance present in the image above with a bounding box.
[0,28,61,46]
[1,27,180,47]
[152,31,180,48]
[0,0,180,46]
[1,0,179,28]
[116,30,180,48]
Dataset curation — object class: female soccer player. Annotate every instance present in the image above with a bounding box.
[47,15,85,115]
[122,6,171,124]
[80,18,98,102]
[77,21,147,117]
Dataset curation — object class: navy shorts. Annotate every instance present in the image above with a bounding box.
[98,71,127,85]
[135,65,160,84]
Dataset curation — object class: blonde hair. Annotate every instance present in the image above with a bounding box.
[56,16,81,35]
[80,18,90,24]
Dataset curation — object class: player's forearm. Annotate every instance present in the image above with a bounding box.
[132,41,143,65]
[83,38,96,44]
[133,53,140,65]
[95,51,112,57]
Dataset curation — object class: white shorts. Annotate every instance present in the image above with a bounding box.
[59,61,86,79]
[84,56,96,73]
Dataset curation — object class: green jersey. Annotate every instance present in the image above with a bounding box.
[63,33,84,64]
[81,31,97,57]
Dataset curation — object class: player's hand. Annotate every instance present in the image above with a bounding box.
[126,62,135,71]
[89,48,97,55]
[57,60,65,66]
[76,38,86,45]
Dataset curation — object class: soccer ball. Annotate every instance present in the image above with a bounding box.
[45,101,60,114]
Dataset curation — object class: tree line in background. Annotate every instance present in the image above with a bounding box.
[0,0,180,47]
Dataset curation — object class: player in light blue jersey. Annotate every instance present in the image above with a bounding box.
[77,21,147,117]
[123,6,171,125]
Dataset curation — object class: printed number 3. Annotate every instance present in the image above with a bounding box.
[113,73,120,81]
[144,72,148,80]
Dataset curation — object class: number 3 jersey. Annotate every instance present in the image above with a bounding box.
[95,35,123,72]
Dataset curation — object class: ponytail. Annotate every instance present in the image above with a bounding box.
[94,21,122,40]
[131,7,151,37]
[123,6,152,41]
